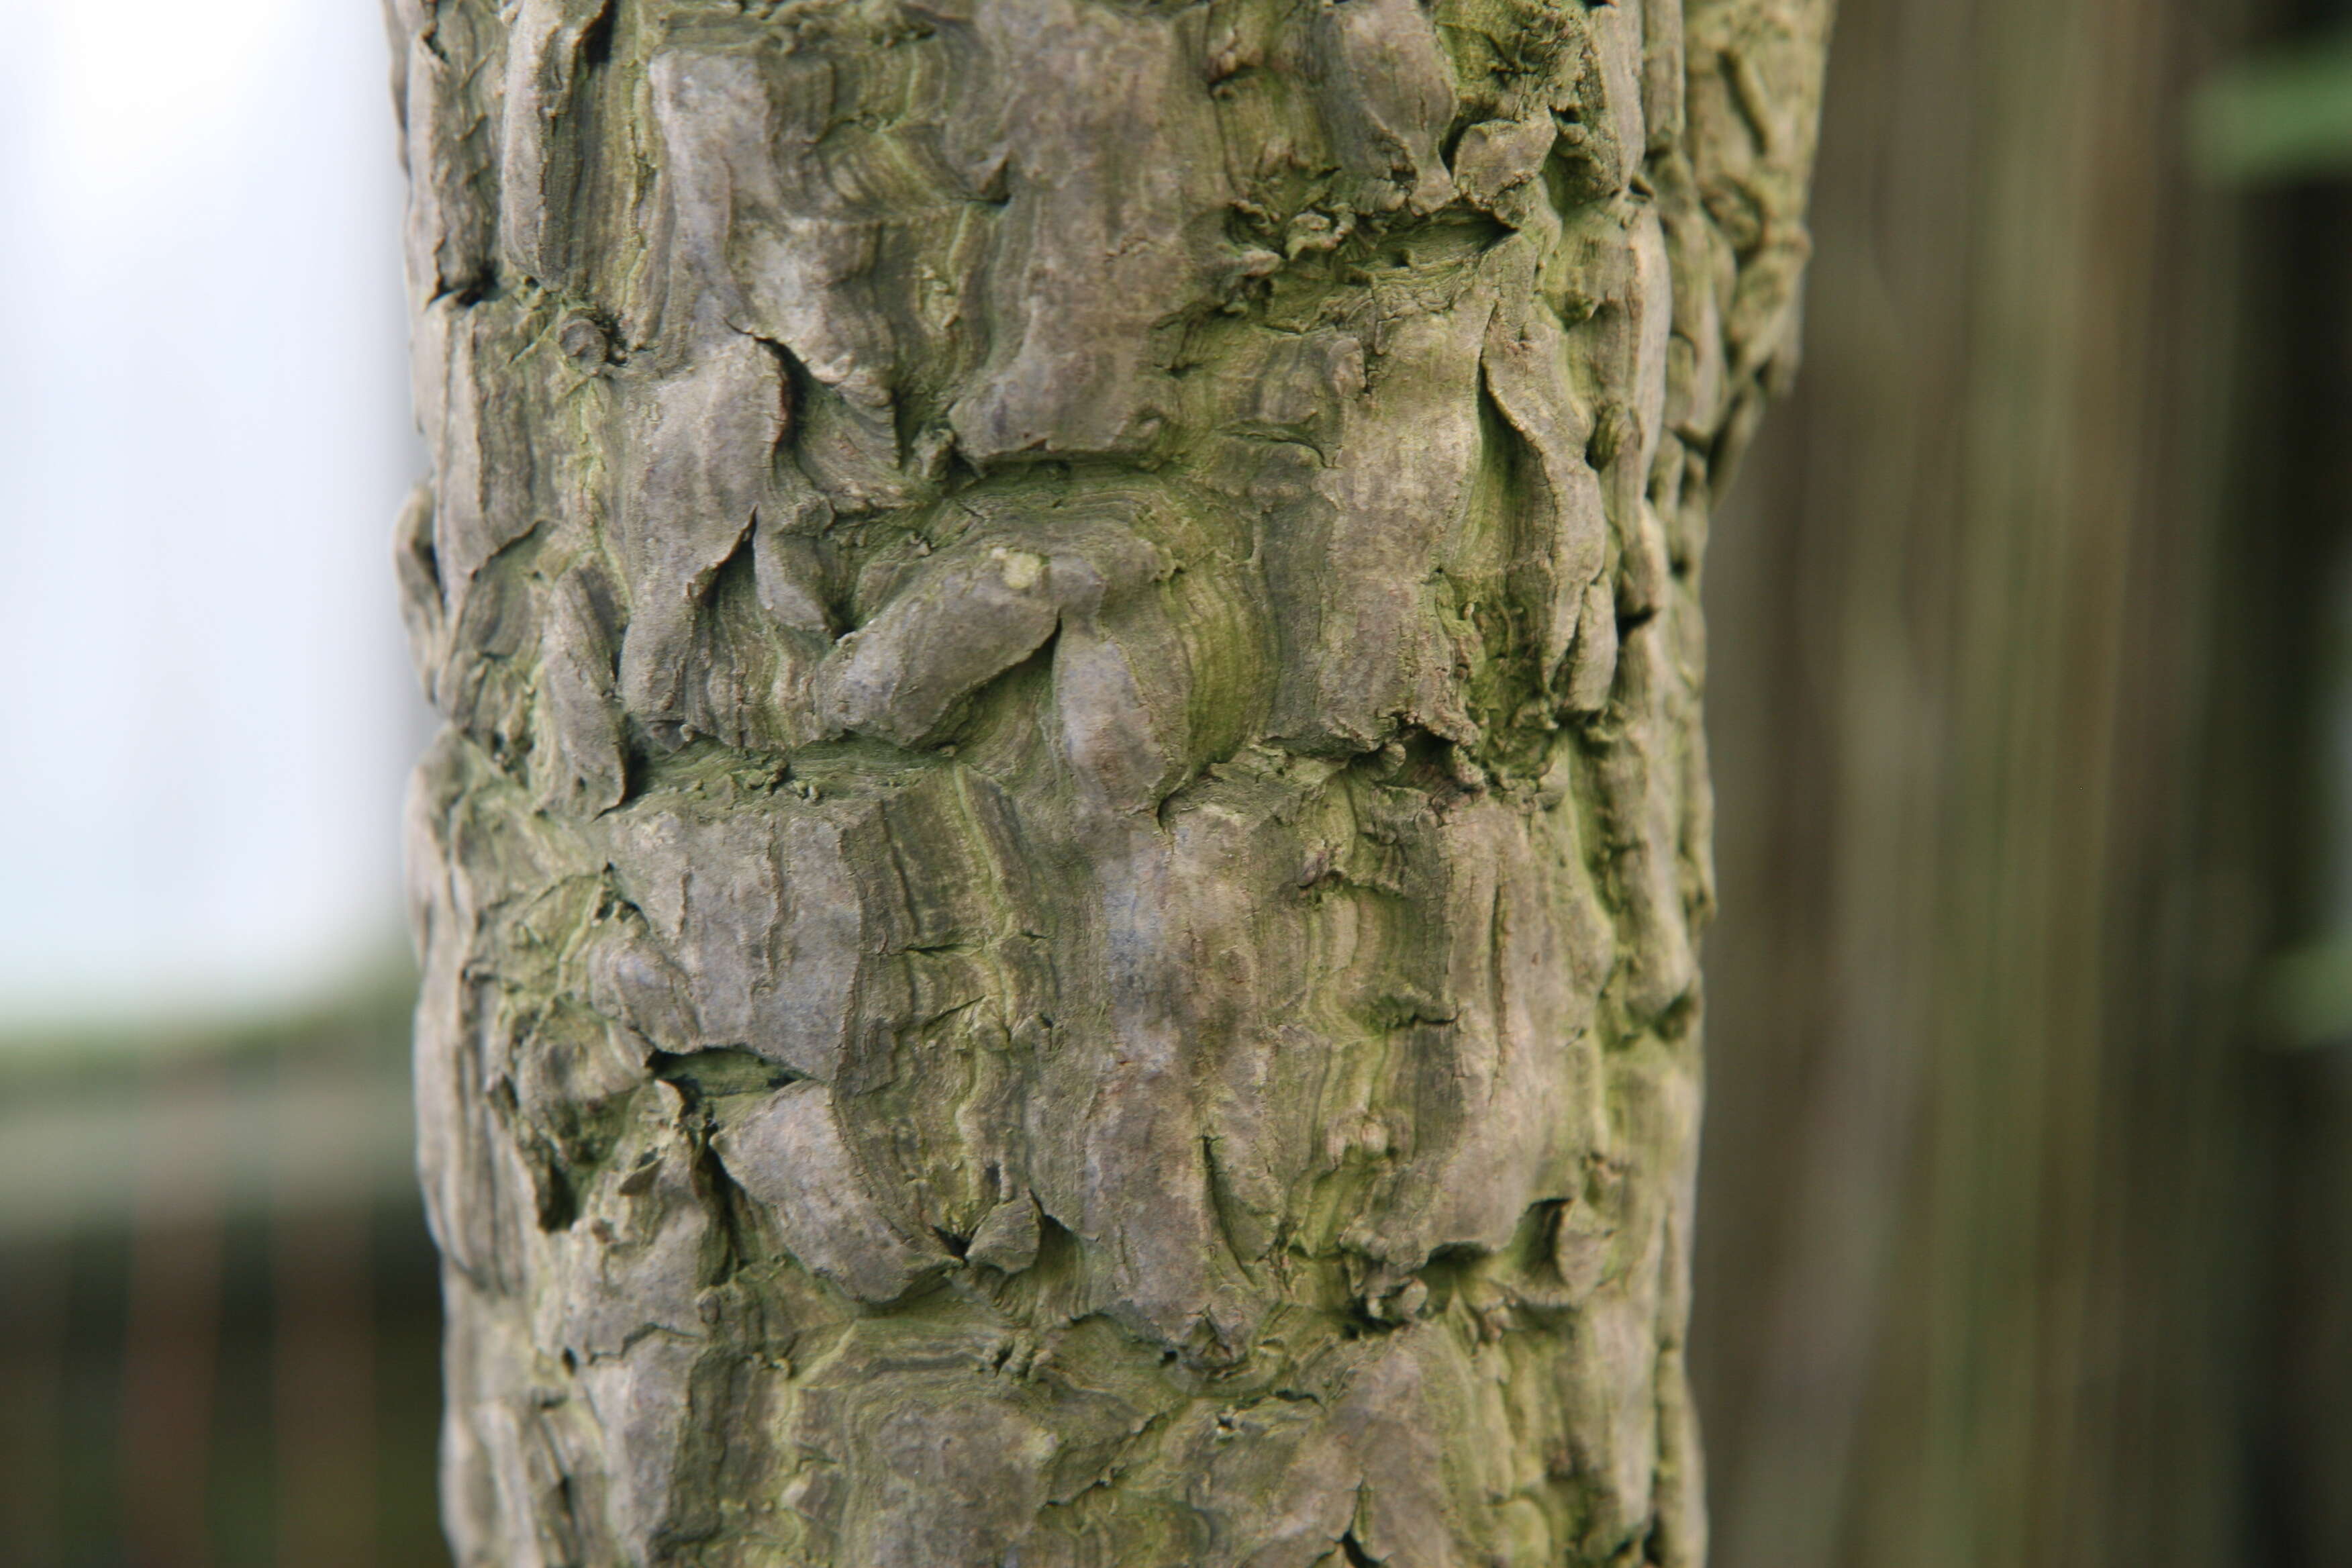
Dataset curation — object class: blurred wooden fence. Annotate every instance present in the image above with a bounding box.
[1692,0,2352,1564]
[0,992,448,1568]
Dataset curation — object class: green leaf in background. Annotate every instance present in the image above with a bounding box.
[2257,933,2352,1047]
[2192,26,2352,182]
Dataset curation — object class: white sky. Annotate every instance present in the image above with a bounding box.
[0,0,422,1033]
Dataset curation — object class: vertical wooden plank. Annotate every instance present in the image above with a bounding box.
[120,1058,230,1568]
[271,1051,378,1568]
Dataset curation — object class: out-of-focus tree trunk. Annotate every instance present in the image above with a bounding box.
[387,1,1830,1563]
[1693,0,2296,1565]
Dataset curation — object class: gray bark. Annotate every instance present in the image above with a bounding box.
[389,1,1830,1563]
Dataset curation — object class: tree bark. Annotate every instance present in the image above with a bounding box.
[389,2,1829,1563]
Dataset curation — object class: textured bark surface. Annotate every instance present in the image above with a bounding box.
[389,2,1828,1563]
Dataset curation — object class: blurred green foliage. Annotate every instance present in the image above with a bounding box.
[2194,26,2352,180]
[2259,936,2352,1046]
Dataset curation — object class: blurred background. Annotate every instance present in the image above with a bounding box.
[0,1,442,1563]
[3,0,2351,1565]
[1698,0,2352,1565]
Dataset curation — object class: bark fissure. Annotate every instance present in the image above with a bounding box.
[392,0,1830,1561]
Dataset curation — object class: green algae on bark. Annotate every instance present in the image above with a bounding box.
[391,1,1830,1562]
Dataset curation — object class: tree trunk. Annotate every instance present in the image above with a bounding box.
[388,2,1830,1563]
